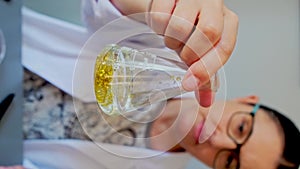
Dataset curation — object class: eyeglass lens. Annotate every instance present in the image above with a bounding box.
[214,151,239,169]
[214,112,254,169]
[228,113,254,144]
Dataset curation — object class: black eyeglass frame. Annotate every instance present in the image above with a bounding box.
[213,104,260,169]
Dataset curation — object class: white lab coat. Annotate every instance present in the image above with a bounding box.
[23,139,192,169]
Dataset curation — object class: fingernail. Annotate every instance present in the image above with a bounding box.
[199,91,215,107]
[182,74,199,91]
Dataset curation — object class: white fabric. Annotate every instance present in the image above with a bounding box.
[23,140,191,169]
[22,7,89,101]
[81,0,123,32]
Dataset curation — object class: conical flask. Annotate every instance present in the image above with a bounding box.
[94,44,219,115]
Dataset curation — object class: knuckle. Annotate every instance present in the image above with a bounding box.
[218,41,234,58]
[199,65,211,82]
[199,24,222,43]
[151,13,169,25]
[199,71,210,83]
[165,18,193,49]
[192,63,210,84]
[169,18,192,35]
[164,37,182,49]
[180,47,198,66]
[149,13,169,34]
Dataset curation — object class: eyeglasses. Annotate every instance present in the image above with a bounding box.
[213,104,260,169]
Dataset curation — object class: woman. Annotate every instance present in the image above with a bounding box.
[148,96,300,169]
[15,0,298,168]
[7,95,300,169]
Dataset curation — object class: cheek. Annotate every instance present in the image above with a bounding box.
[181,143,218,167]
[174,107,199,141]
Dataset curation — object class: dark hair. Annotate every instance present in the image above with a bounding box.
[259,104,300,169]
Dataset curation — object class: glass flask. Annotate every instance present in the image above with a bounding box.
[94,44,219,115]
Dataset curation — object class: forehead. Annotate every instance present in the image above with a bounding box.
[239,109,284,169]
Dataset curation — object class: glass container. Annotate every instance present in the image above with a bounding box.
[94,44,219,115]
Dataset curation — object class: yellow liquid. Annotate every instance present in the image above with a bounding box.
[94,49,114,107]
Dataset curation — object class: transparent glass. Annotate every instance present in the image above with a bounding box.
[94,44,219,115]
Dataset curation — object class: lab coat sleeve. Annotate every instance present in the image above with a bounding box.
[23,139,193,169]
[81,0,123,33]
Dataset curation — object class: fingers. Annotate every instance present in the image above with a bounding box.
[164,0,198,50]
[147,0,176,35]
[182,7,239,92]
[196,89,215,107]
[148,0,239,107]
[180,0,224,66]
[148,0,225,66]
[189,72,219,107]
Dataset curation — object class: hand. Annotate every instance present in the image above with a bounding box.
[146,0,239,107]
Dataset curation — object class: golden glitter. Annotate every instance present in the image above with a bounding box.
[94,49,114,107]
[175,76,181,81]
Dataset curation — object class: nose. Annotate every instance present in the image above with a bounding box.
[198,101,226,143]
[209,129,237,150]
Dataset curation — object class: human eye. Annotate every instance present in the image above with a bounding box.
[225,154,234,168]
[215,151,238,169]
[231,119,246,138]
[237,121,246,136]
[224,153,238,169]
[231,115,252,142]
